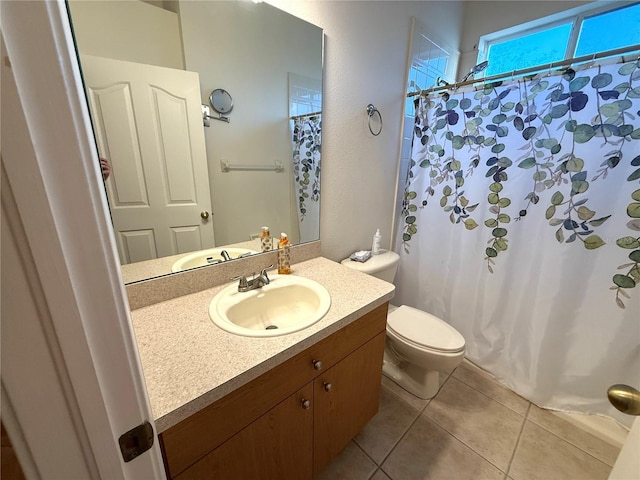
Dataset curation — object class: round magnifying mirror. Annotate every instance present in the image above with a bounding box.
[209,89,233,115]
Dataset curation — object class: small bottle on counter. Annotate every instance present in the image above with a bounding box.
[259,226,271,252]
[372,228,382,255]
[278,232,291,274]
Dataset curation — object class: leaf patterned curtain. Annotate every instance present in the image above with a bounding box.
[292,115,321,222]
[394,58,640,425]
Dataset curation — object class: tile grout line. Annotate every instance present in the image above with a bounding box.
[420,372,529,475]
[453,371,527,417]
[372,369,490,479]
[366,467,380,480]
[374,396,433,467]
[525,414,616,468]
[366,374,454,476]
[423,410,511,475]
[351,440,380,473]
[377,369,615,479]
[371,369,513,479]
[355,409,425,480]
[378,369,531,479]
[457,368,618,468]
[504,402,531,478]
[354,385,436,478]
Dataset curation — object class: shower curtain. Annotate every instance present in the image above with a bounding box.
[292,114,321,243]
[394,58,640,426]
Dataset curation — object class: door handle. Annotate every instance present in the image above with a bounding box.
[200,210,210,220]
[608,384,640,415]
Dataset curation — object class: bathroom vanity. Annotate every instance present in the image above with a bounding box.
[128,256,395,479]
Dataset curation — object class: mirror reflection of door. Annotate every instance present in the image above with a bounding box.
[81,55,215,264]
[67,0,324,283]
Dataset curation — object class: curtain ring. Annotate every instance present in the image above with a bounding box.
[367,104,383,136]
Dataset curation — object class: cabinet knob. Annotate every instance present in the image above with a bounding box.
[323,382,332,392]
[301,399,311,410]
[312,360,323,370]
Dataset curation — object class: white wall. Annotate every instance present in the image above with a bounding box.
[267,1,465,261]
[179,1,323,245]
[67,0,184,69]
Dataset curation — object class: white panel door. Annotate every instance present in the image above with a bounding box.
[3,1,166,476]
[81,55,215,264]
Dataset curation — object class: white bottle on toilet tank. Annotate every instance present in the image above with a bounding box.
[372,228,382,255]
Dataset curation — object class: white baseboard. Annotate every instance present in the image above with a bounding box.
[551,410,628,449]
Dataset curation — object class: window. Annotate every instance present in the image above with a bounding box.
[484,23,573,77]
[288,73,322,118]
[406,37,451,111]
[479,2,640,77]
[405,21,458,115]
[401,20,457,161]
[575,3,640,56]
[395,19,459,220]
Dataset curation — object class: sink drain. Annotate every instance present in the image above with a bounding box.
[265,325,278,330]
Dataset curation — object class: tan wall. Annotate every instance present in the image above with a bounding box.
[67,0,184,69]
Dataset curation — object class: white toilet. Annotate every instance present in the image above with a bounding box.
[341,250,466,399]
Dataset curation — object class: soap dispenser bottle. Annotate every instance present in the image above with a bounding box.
[259,226,271,252]
[372,228,382,255]
[278,233,291,274]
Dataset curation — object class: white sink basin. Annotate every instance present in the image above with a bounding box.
[209,274,331,337]
[171,247,258,272]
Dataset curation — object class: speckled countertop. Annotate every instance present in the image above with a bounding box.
[130,256,395,433]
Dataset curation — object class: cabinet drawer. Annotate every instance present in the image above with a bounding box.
[161,302,388,478]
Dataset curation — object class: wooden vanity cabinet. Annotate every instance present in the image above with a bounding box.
[159,302,388,479]
[174,383,314,480]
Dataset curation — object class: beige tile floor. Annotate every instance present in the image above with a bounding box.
[318,362,622,480]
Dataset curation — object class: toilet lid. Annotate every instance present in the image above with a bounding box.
[387,305,465,352]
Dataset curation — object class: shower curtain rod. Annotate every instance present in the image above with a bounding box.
[408,43,640,98]
[290,111,322,120]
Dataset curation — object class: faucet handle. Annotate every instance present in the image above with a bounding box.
[260,264,274,276]
[231,275,248,290]
[259,264,274,285]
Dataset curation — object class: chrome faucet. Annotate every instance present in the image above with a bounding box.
[206,250,232,265]
[232,264,274,292]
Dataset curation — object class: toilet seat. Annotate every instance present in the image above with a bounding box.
[387,305,465,353]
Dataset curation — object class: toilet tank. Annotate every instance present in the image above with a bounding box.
[340,250,400,283]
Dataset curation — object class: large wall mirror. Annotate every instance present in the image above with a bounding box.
[67,0,323,284]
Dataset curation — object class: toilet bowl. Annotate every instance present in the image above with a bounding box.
[341,251,465,399]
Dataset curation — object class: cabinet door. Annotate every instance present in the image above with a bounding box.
[313,332,386,475]
[176,383,313,480]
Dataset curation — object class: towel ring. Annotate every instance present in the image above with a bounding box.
[367,104,383,136]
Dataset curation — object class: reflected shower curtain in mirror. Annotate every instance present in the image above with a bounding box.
[394,58,640,426]
[292,114,321,242]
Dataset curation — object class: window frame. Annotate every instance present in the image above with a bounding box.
[477,1,639,75]
[409,29,459,92]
